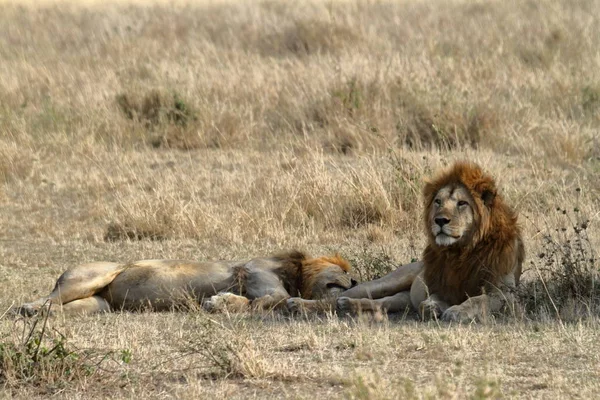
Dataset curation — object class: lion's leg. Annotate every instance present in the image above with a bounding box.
[340,261,423,300]
[19,262,124,316]
[440,294,492,322]
[417,294,449,320]
[203,292,289,313]
[204,268,292,313]
[337,291,411,314]
[441,275,519,322]
[55,296,112,315]
[244,269,291,311]
[409,271,428,309]
[286,298,336,314]
[409,272,449,320]
[250,293,290,311]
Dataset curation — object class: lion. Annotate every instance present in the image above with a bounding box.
[17,251,356,316]
[289,162,525,322]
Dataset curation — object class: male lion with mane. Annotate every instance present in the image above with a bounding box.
[17,251,356,316]
[289,162,525,322]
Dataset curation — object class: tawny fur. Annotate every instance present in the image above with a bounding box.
[422,162,525,305]
[17,250,355,316]
[330,161,525,321]
[232,250,306,297]
[301,254,352,298]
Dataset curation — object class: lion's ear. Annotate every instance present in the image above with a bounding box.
[481,189,496,207]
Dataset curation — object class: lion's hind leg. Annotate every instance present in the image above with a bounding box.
[18,262,124,316]
[56,296,112,315]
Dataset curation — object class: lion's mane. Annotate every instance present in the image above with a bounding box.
[421,162,525,305]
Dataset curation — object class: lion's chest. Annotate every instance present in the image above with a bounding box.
[423,252,491,306]
[436,265,486,305]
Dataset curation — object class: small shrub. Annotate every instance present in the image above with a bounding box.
[340,202,384,229]
[582,85,600,115]
[179,315,267,379]
[520,201,598,320]
[104,222,166,242]
[389,152,430,214]
[116,89,203,149]
[516,30,564,69]
[103,192,192,241]
[0,310,106,390]
[119,349,132,365]
[472,377,503,399]
[345,247,403,282]
[401,101,495,150]
[116,90,194,128]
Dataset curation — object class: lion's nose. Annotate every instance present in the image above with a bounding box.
[435,217,450,227]
[351,278,358,287]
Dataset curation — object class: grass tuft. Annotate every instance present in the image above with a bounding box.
[116,89,201,150]
[259,20,362,58]
[303,78,498,152]
[179,315,269,380]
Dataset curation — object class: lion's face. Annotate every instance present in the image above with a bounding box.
[308,265,357,299]
[428,184,477,247]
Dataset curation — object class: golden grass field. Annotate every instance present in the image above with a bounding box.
[1,0,599,397]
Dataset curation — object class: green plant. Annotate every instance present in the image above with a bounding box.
[0,306,106,389]
[120,349,132,365]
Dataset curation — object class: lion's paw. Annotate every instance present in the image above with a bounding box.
[286,297,305,314]
[203,292,245,313]
[419,299,443,320]
[14,302,51,317]
[336,297,356,314]
[441,305,473,323]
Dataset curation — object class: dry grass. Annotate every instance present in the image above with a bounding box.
[1,0,600,397]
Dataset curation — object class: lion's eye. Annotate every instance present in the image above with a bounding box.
[458,200,469,207]
[434,199,441,206]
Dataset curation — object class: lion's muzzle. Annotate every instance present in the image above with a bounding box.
[434,217,450,228]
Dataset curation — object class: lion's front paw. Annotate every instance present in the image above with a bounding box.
[335,297,354,314]
[441,305,473,323]
[203,292,248,313]
[335,297,355,314]
[419,299,443,320]
[286,297,304,314]
[202,296,221,313]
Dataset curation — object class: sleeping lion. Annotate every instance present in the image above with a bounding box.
[17,251,356,316]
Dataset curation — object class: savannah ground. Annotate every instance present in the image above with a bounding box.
[0,0,599,398]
